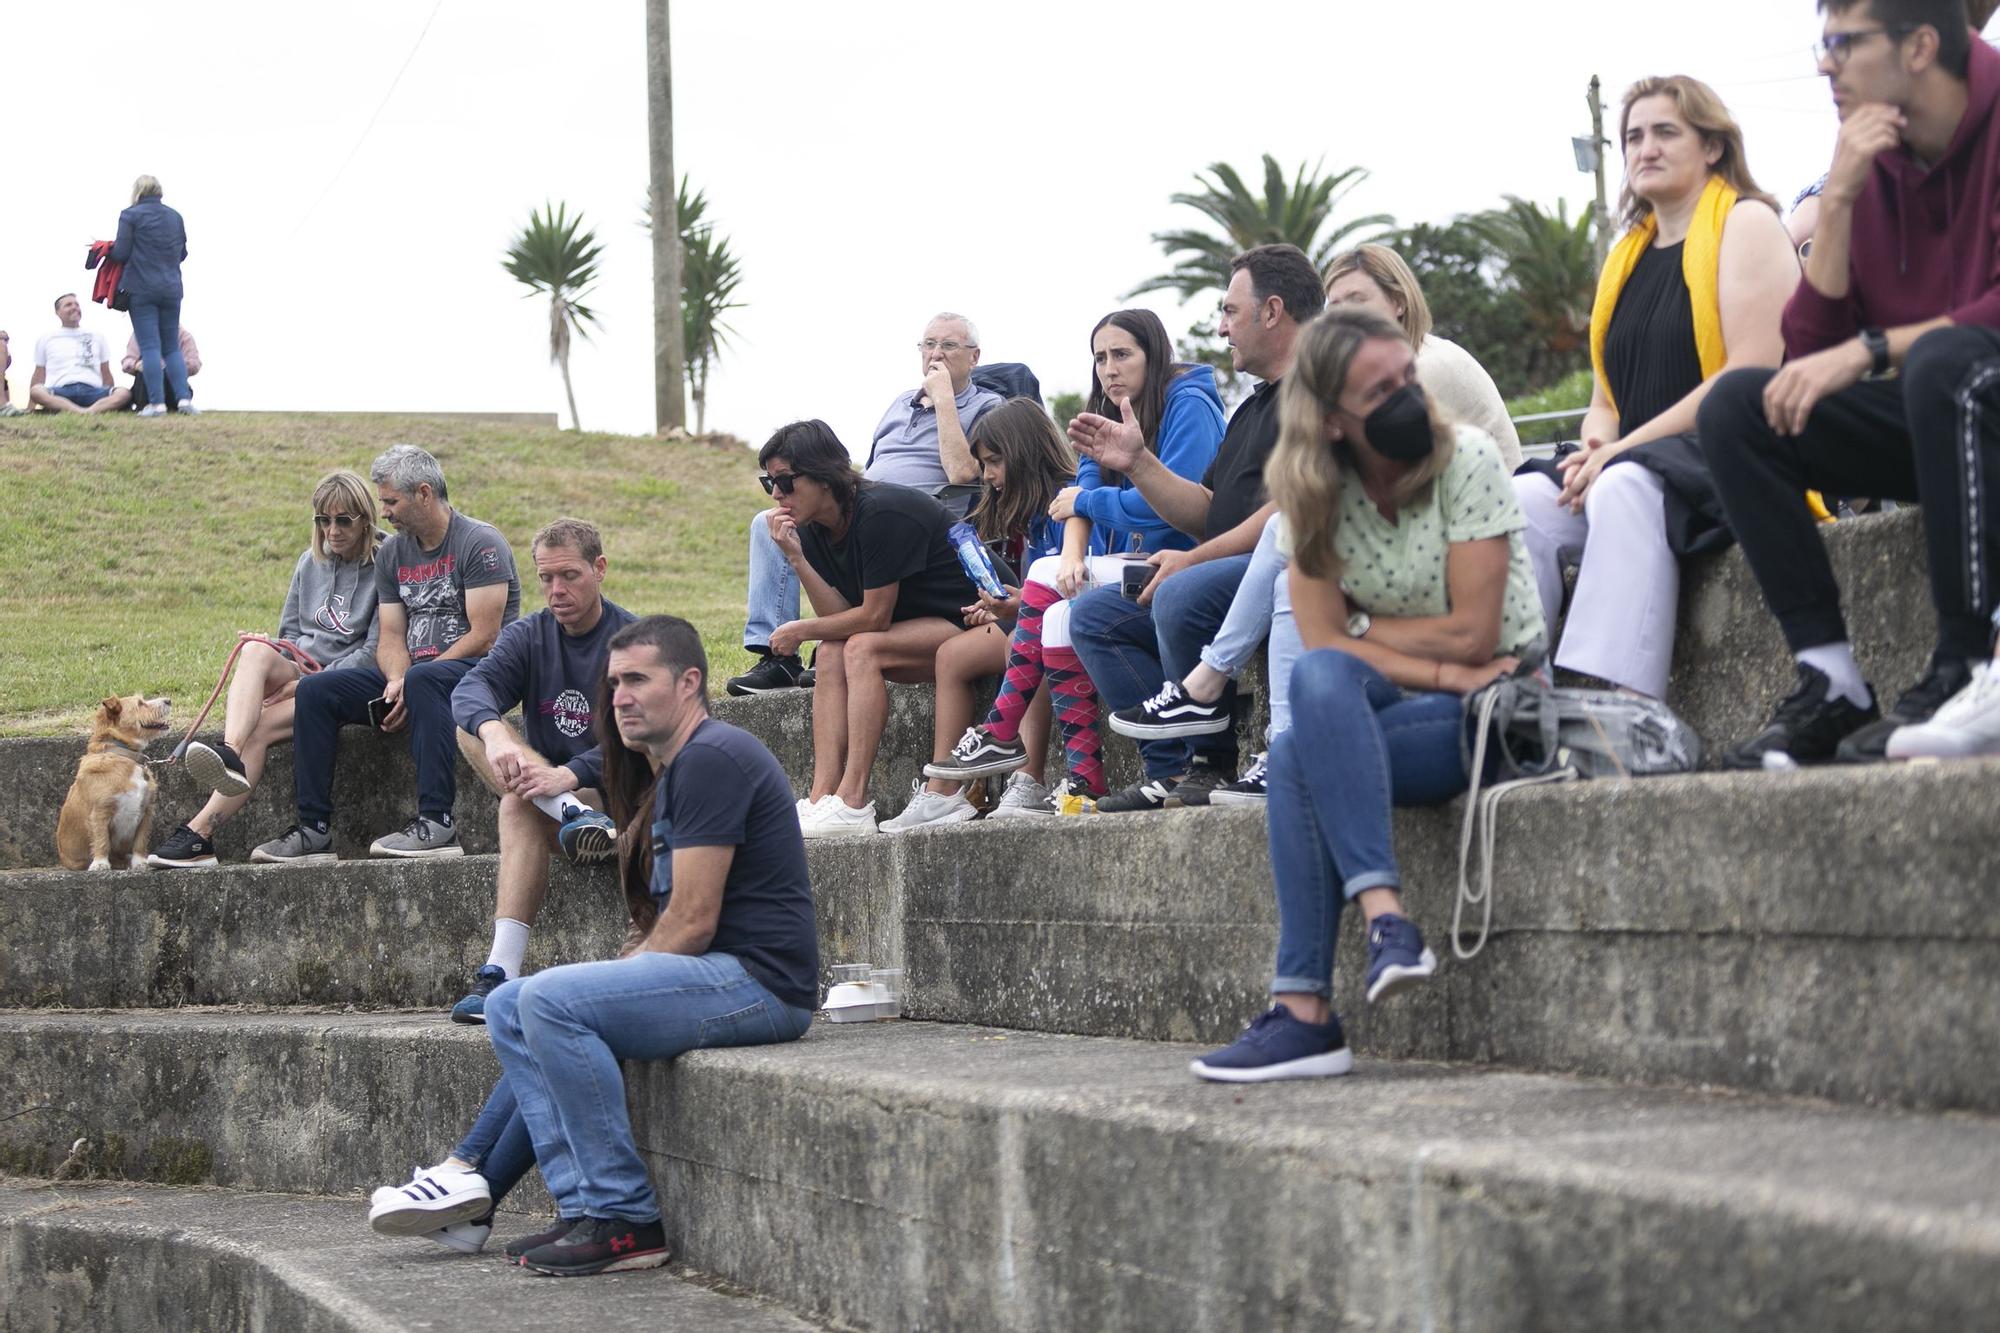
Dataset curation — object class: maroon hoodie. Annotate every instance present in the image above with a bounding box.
[1785,32,2000,354]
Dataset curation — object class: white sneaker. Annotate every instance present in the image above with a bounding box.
[882,781,978,831]
[421,1216,493,1253]
[801,798,878,838]
[174,401,201,415]
[1887,662,2000,759]
[795,794,828,822]
[137,403,167,418]
[367,1165,492,1236]
[986,771,1053,818]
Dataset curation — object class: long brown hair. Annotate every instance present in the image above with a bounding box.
[963,398,1076,544]
[1617,75,1779,229]
[1266,309,1456,582]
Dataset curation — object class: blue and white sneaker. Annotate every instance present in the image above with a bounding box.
[368,1165,492,1236]
[1364,913,1437,1005]
[557,808,617,864]
[1190,1005,1353,1083]
[449,964,508,1025]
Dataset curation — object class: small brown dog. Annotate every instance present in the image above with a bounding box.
[56,694,174,871]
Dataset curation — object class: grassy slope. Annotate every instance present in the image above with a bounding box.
[0,413,765,736]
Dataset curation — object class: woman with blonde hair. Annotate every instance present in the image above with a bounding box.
[149,470,385,867]
[1192,308,1543,1083]
[112,174,196,416]
[1512,75,1799,700]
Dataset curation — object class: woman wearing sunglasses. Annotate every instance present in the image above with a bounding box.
[148,469,386,868]
[757,420,979,837]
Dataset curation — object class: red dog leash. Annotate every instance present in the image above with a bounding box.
[167,634,324,764]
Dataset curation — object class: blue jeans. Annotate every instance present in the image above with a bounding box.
[484,951,813,1222]
[1199,515,1296,740]
[1069,553,1253,778]
[1268,650,1470,997]
[289,658,474,825]
[49,381,112,407]
[744,512,801,652]
[128,295,191,409]
[450,1075,536,1207]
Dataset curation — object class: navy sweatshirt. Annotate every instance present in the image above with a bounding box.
[450,599,635,790]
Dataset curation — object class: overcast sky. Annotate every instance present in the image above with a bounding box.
[7,2,1991,454]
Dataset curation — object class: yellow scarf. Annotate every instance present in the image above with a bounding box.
[1589,174,1734,416]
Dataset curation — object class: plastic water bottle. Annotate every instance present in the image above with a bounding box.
[948,522,1006,599]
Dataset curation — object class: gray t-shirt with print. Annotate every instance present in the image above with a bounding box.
[375,510,521,661]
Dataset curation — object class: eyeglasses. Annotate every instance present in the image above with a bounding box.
[1814,25,1910,66]
[917,339,974,354]
[314,513,360,529]
[759,472,799,496]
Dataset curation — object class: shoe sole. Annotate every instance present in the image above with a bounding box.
[524,1247,671,1277]
[1107,714,1232,740]
[725,680,802,696]
[421,1225,491,1255]
[801,821,879,839]
[1094,798,1170,814]
[1206,790,1267,807]
[986,804,1054,819]
[249,849,336,865]
[370,1192,494,1236]
[183,743,250,798]
[922,753,1028,780]
[883,804,980,833]
[1366,950,1439,1005]
[368,843,466,859]
[449,1006,489,1026]
[1886,731,1998,759]
[145,853,219,869]
[1189,1048,1354,1083]
[566,826,616,863]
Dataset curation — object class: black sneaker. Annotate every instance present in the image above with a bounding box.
[1834,654,1973,763]
[725,654,806,696]
[1208,751,1269,806]
[1108,681,1232,739]
[184,740,249,797]
[1723,664,1880,770]
[1167,757,1232,807]
[1095,774,1179,813]
[519,1215,669,1276]
[505,1217,579,1263]
[146,822,217,869]
[922,726,1029,780]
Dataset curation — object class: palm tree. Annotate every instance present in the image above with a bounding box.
[1462,196,1599,364]
[1127,155,1393,301]
[644,178,747,436]
[503,202,604,432]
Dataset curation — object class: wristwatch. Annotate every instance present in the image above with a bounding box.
[1859,327,1892,380]
[1346,610,1372,639]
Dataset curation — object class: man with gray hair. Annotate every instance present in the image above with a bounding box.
[725,311,1003,695]
[254,444,521,863]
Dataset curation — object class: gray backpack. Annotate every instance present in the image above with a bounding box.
[1454,664,1702,959]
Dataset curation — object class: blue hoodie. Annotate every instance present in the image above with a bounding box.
[450,598,636,791]
[1071,363,1226,555]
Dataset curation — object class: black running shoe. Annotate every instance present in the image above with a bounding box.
[1108,681,1232,739]
[725,654,807,696]
[1167,756,1232,807]
[1723,664,1880,770]
[520,1215,669,1276]
[1095,774,1179,813]
[505,1217,579,1263]
[184,740,249,797]
[1835,654,1973,763]
[1207,751,1269,806]
[146,821,218,869]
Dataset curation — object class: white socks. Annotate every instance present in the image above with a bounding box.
[1798,643,1871,710]
[485,918,531,978]
[530,792,585,823]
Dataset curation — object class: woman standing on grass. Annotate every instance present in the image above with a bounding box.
[1193,308,1542,1083]
[148,471,384,868]
[112,175,197,417]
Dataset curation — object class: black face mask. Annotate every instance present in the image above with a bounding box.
[1361,383,1435,462]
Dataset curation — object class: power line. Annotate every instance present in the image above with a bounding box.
[287,0,447,242]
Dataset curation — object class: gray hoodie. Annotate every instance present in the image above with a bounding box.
[278,548,381,671]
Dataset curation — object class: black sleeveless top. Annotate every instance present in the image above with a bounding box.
[1602,240,1704,436]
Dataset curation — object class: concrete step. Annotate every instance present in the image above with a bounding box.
[0,1178,823,1333]
[0,1012,1995,1331]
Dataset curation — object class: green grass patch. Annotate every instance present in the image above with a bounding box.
[0,412,767,736]
[1506,368,1594,448]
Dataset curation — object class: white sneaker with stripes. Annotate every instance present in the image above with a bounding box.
[367,1164,493,1236]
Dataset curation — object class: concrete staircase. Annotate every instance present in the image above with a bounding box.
[3,506,1999,1330]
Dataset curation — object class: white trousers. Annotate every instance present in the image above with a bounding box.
[1514,465,1680,699]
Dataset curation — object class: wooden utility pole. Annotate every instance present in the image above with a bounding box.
[1587,75,1611,268]
[647,0,687,433]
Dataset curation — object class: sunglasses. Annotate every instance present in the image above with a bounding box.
[314,513,361,529]
[759,473,799,496]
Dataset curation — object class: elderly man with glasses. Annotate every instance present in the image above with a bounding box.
[726,312,1004,696]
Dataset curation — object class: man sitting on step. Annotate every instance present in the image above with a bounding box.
[445,517,635,1024]
[366,615,817,1277]
[252,444,521,863]
[1697,0,2000,768]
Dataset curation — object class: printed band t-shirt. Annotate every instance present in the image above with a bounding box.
[798,482,976,624]
[650,718,819,1011]
[376,510,522,660]
[34,328,111,389]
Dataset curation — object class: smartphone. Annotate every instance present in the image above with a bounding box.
[1120,561,1158,600]
[366,696,393,729]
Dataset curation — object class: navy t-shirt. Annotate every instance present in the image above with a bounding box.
[650,718,818,1010]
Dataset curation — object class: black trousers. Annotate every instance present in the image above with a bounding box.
[1697,325,2000,661]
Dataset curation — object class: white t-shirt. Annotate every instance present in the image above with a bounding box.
[35,328,111,390]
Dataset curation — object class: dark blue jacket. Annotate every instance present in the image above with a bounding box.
[450,599,636,791]
[109,197,188,302]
